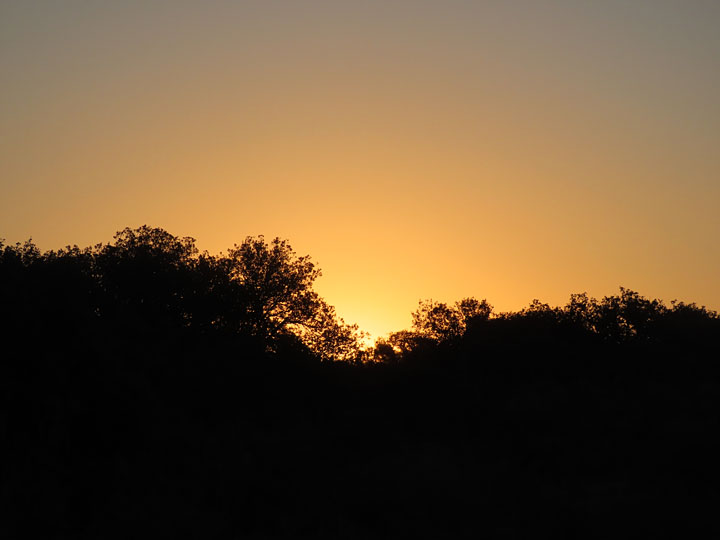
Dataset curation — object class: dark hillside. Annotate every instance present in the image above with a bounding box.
[2,228,720,538]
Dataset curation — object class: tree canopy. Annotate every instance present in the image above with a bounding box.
[2,226,718,364]
[0,226,365,361]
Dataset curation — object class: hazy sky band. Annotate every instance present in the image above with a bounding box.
[2,1,719,338]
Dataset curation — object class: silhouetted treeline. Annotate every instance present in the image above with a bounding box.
[1,226,364,362]
[2,226,720,538]
[375,290,719,364]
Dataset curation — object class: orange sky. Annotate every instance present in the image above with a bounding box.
[2,1,719,340]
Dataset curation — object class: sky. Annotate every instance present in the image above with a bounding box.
[2,1,719,340]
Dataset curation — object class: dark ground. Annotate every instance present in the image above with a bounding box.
[4,333,720,539]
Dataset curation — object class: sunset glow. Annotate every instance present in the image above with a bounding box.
[2,1,719,340]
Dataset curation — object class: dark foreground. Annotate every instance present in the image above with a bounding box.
[4,335,720,539]
[2,229,720,538]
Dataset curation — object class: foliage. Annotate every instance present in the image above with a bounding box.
[297,299,367,362]
[224,235,366,359]
[370,288,719,363]
[410,297,492,341]
[0,227,365,361]
[225,236,320,340]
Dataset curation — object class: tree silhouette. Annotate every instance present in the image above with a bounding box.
[225,236,322,342]
[410,297,492,342]
[297,299,367,362]
[94,226,201,332]
[0,227,367,361]
[222,235,365,359]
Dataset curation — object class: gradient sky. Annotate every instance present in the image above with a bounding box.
[2,1,719,340]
